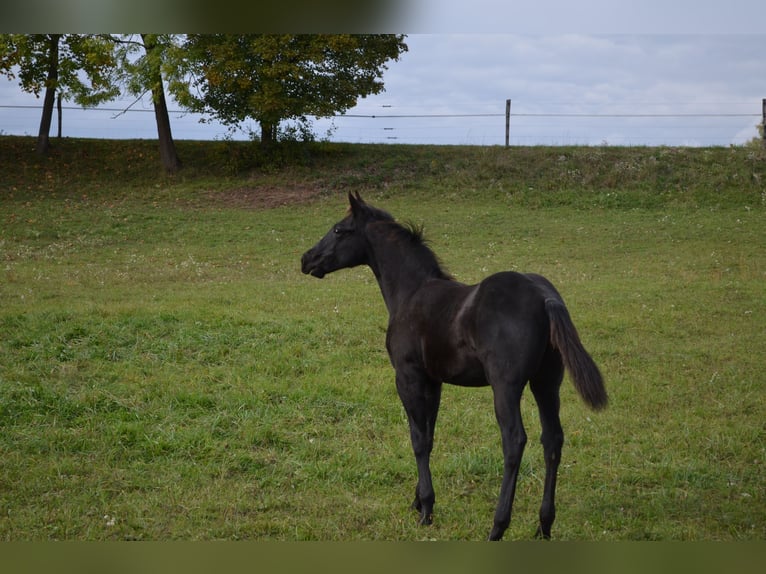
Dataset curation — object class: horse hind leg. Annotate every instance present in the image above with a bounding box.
[529,349,565,539]
[487,375,527,541]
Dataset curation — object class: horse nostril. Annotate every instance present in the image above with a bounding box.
[301,251,316,275]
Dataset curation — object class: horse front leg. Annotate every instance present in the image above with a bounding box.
[395,372,442,527]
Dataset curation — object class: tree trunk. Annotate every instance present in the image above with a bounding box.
[142,34,181,174]
[152,82,181,173]
[36,34,61,156]
[260,121,277,147]
[57,92,62,139]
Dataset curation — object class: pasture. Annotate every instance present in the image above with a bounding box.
[0,137,764,540]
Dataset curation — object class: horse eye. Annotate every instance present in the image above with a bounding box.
[333,226,342,234]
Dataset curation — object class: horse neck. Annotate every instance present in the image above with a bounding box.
[365,225,442,315]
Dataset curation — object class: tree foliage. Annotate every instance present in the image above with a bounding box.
[0,34,120,154]
[168,34,408,144]
[0,34,120,107]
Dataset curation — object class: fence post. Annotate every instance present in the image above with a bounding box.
[505,99,511,147]
[762,98,765,148]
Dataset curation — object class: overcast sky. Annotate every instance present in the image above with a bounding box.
[1,3,764,146]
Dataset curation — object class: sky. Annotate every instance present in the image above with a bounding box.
[1,4,765,146]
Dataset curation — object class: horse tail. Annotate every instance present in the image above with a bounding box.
[545,298,608,410]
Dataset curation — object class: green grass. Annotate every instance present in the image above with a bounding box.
[0,136,764,540]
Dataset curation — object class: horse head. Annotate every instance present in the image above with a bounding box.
[301,192,378,278]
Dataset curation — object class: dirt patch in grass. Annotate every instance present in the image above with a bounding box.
[203,183,326,210]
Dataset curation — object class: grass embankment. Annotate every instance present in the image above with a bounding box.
[1,136,764,540]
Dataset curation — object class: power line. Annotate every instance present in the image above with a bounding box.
[511,113,759,118]
[1,104,757,119]
[343,112,759,119]
[0,104,157,113]
[341,113,504,119]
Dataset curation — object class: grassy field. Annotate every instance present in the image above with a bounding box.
[1,136,764,540]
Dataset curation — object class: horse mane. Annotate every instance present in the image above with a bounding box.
[351,200,453,281]
[387,219,454,281]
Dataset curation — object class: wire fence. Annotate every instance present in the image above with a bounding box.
[0,99,763,147]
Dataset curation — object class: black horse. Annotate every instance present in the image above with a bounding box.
[301,192,607,541]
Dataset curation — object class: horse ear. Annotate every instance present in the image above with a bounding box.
[348,191,366,215]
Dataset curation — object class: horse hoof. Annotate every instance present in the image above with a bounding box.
[535,525,551,540]
[418,513,433,526]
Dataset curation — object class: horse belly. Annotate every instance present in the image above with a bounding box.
[443,357,488,387]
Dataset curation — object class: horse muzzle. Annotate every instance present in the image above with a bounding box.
[301,251,326,278]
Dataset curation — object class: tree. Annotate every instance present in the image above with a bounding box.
[0,34,120,155]
[168,34,408,146]
[115,34,182,173]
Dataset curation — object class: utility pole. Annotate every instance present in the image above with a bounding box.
[505,99,511,147]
